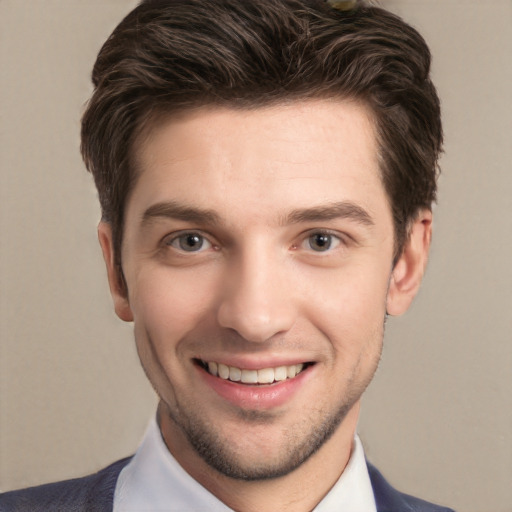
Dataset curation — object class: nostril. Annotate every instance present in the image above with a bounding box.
[217,304,295,344]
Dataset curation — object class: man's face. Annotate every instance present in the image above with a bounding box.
[100,100,427,481]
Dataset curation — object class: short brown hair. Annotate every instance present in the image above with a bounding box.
[81,0,442,264]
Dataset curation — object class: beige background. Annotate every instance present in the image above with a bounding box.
[1,1,511,511]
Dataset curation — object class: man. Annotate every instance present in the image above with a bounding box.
[0,0,453,510]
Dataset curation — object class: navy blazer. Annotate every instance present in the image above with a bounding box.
[0,458,454,511]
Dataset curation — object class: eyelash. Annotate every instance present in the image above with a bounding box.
[297,230,344,253]
[162,229,346,255]
[163,231,215,253]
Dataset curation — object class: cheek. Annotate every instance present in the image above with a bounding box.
[304,263,390,351]
[129,267,221,350]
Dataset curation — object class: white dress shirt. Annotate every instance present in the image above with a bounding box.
[114,417,376,512]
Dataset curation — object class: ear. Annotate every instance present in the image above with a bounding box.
[386,210,432,316]
[97,222,134,322]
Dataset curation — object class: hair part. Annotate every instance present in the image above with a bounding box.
[81,0,442,265]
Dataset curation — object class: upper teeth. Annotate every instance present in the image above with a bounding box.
[206,361,305,384]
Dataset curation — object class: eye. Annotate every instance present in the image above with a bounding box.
[166,232,212,252]
[304,231,341,252]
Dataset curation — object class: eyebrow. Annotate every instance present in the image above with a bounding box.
[285,202,375,227]
[141,201,222,226]
[140,200,374,228]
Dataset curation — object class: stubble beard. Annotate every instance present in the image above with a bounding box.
[159,380,366,482]
[149,320,385,482]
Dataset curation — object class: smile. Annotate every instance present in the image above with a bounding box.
[199,360,308,385]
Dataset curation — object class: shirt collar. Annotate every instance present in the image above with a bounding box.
[312,434,377,511]
[114,416,376,512]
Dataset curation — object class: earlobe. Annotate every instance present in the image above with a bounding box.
[386,210,432,316]
[97,222,134,322]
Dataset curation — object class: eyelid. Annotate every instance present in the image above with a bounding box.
[163,230,215,252]
[298,229,347,251]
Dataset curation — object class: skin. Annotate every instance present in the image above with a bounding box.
[99,99,432,512]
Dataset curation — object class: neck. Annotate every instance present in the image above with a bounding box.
[159,402,360,512]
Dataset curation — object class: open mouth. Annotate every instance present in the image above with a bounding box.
[196,359,312,385]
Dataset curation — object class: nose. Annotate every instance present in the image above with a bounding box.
[216,249,296,343]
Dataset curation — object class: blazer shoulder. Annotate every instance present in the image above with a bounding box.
[367,462,456,512]
[0,456,132,512]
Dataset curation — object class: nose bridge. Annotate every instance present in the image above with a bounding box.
[217,241,295,343]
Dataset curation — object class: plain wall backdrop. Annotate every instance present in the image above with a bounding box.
[1,1,511,511]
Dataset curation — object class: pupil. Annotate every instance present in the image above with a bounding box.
[180,234,202,251]
[312,233,331,250]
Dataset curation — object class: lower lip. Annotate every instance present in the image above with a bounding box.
[198,364,313,410]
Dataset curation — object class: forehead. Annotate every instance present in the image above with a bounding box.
[127,100,388,225]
